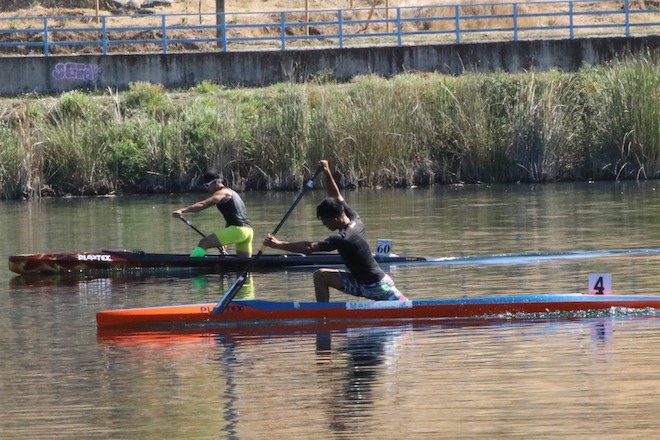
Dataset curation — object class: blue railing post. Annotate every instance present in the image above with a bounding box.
[624,0,630,37]
[280,11,286,50]
[162,14,167,55]
[569,1,574,39]
[221,12,227,52]
[396,7,402,46]
[102,16,107,55]
[43,17,49,57]
[338,9,344,48]
[455,5,461,43]
[513,3,518,41]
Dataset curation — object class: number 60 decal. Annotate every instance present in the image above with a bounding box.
[588,273,612,295]
[375,239,392,256]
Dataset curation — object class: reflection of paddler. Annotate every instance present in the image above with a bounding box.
[316,326,409,433]
[191,273,255,299]
[234,273,254,300]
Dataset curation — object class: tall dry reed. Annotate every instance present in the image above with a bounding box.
[0,52,658,199]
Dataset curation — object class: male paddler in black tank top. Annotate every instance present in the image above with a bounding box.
[262,160,407,302]
[172,172,253,258]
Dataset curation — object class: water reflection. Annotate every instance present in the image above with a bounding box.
[8,270,260,305]
[97,315,648,433]
[8,184,660,438]
[217,339,241,440]
[315,325,410,434]
[190,272,255,300]
[589,319,613,345]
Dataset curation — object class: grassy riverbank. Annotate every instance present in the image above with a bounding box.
[0,51,658,199]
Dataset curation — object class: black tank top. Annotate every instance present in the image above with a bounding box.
[216,190,251,227]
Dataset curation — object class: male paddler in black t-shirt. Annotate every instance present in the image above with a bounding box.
[263,160,407,302]
[172,172,253,258]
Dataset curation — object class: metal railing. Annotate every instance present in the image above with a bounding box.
[0,0,658,56]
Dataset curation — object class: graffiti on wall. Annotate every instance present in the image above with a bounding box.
[52,63,102,81]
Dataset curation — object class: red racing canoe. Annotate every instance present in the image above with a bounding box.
[96,293,660,332]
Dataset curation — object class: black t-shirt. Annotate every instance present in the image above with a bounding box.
[316,203,384,285]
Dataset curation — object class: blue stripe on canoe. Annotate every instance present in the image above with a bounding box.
[229,294,660,311]
[125,294,660,313]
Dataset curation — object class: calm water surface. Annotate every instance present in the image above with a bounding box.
[3,182,660,439]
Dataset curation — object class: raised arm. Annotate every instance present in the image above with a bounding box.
[319,160,344,202]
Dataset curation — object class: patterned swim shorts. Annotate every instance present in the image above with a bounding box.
[339,272,407,301]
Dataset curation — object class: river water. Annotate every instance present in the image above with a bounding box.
[3,182,660,439]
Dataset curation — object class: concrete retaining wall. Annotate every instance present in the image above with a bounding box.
[2,36,659,97]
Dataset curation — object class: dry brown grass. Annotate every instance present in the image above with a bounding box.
[0,0,657,54]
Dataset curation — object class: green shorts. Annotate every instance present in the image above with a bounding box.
[215,225,253,254]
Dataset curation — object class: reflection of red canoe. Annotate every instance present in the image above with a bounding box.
[9,249,426,275]
[96,320,404,344]
[96,293,660,332]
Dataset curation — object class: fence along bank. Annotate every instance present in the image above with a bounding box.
[1,0,659,96]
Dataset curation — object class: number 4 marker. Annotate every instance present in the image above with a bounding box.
[588,273,612,295]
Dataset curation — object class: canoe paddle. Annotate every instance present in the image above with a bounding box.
[179,216,207,237]
[178,216,227,255]
[210,165,323,314]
